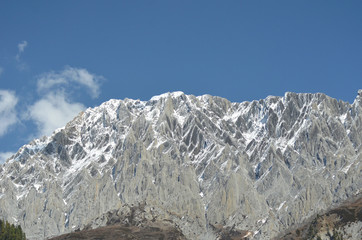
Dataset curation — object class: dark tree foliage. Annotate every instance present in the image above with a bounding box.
[0,219,26,240]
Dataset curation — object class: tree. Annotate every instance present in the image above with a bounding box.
[0,219,26,240]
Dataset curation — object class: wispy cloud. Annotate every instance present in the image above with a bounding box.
[0,90,18,137]
[16,40,28,61]
[1,66,103,151]
[18,41,28,52]
[15,41,28,70]
[37,66,103,99]
[0,67,3,77]
[29,66,103,136]
[0,151,15,164]
[27,91,85,137]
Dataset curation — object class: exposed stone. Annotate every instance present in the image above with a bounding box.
[0,91,361,239]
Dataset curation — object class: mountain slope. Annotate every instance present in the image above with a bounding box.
[0,91,361,239]
[279,196,362,240]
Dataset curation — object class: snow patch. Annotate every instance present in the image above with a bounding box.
[277,201,286,211]
[150,91,184,101]
[341,162,353,174]
[339,113,347,124]
[257,217,267,225]
[34,183,42,192]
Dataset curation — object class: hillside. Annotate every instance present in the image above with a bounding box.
[279,196,361,240]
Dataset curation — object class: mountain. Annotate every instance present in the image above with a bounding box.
[0,91,361,239]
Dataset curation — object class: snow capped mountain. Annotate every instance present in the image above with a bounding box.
[0,91,361,239]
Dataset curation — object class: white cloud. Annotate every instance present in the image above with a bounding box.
[26,66,103,137]
[18,41,28,52]
[16,40,28,61]
[0,90,18,137]
[27,91,85,137]
[37,67,103,99]
[37,77,67,90]
[0,152,15,164]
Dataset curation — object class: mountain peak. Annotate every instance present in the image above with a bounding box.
[149,91,185,101]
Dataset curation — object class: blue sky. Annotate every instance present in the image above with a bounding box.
[0,1,361,162]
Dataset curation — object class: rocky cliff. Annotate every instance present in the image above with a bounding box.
[0,91,361,239]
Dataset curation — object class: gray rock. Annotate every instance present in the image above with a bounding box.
[0,91,361,239]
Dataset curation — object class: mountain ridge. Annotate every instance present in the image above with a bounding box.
[0,90,361,239]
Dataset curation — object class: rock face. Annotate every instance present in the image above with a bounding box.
[0,91,361,239]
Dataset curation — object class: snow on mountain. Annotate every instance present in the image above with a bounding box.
[0,91,361,239]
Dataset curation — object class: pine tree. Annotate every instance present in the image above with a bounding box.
[0,219,26,240]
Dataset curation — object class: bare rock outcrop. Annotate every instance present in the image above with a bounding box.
[0,91,361,239]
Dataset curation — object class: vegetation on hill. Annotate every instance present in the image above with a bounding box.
[279,196,361,240]
[0,220,26,240]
